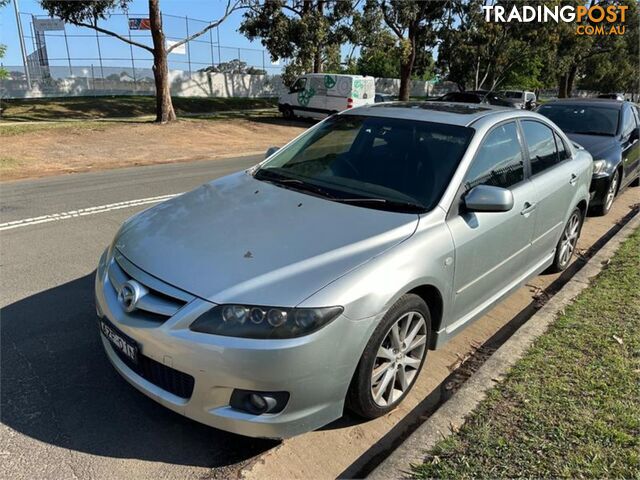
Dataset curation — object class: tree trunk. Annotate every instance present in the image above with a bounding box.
[558,73,568,98]
[566,65,577,98]
[399,26,417,101]
[149,0,176,123]
[313,49,322,73]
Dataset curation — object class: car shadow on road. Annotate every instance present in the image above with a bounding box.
[0,273,277,468]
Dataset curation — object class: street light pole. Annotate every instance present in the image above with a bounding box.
[13,0,32,88]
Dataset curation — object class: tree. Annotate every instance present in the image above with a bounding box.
[0,0,9,80]
[438,0,550,92]
[240,0,356,85]
[554,0,638,97]
[370,0,446,100]
[40,0,241,123]
[199,59,266,75]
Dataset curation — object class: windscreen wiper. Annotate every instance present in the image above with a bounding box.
[332,197,427,213]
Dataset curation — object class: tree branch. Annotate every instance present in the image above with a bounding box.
[73,20,154,53]
[381,0,404,39]
[167,0,243,53]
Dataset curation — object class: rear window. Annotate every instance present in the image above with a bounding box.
[537,104,619,136]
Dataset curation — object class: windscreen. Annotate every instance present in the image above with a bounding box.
[255,115,473,212]
[537,104,620,136]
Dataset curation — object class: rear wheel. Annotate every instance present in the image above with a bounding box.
[347,294,430,419]
[548,207,583,273]
[631,175,639,187]
[282,106,294,119]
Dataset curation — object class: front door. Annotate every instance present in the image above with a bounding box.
[447,122,537,333]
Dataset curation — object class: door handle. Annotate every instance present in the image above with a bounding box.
[569,173,578,186]
[520,202,537,216]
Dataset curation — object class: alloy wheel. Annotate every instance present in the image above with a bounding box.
[558,211,581,268]
[370,311,427,407]
[605,172,618,212]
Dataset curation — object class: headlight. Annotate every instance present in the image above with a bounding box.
[592,159,607,175]
[189,304,343,339]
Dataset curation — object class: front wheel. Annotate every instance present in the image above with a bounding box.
[548,207,583,273]
[347,294,430,419]
[594,170,619,216]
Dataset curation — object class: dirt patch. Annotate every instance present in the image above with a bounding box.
[0,118,307,181]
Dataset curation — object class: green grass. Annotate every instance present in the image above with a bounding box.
[0,95,277,122]
[413,227,640,479]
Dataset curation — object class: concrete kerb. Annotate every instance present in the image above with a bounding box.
[368,210,640,480]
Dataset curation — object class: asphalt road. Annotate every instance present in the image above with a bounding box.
[0,155,278,480]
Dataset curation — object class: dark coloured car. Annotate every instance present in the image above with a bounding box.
[537,99,640,215]
[436,90,522,109]
[597,93,625,101]
[374,93,396,103]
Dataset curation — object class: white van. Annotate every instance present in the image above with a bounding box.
[278,74,376,120]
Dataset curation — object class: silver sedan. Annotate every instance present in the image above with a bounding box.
[95,102,592,438]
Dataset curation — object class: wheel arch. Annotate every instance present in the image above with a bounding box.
[406,284,444,350]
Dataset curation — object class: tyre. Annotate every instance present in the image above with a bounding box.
[548,207,583,273]
[631,175,639,187]
[282,106,294,119]
[347,294,430,419]
[594,170,619,216]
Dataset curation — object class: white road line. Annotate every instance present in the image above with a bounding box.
[0,193,182,232]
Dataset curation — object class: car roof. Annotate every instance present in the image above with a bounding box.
[341,101,534,127]
[543,98,625,109]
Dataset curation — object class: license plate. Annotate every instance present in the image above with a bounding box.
[100,319,139,364]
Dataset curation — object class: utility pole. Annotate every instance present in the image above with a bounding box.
[13,0,32,88]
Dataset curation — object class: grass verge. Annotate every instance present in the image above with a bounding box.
[413,227,640,479]
[0,95,277,122]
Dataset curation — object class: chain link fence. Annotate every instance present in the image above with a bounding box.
[9,10,283,87]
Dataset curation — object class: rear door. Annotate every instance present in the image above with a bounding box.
[520,120,577,264]
[621,104,640,185]
[447,121,537,332]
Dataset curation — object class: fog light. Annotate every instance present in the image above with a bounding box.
[229,389,290,415]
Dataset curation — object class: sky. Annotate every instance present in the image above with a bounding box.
[0,0,278,74]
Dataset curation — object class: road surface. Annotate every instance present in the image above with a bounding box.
[0,155,278,480]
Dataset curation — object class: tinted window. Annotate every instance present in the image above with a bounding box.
[465,122,524,190]
[443,92,482,104]
[554,132,570,161]
[256,115,474,211]
[537,104,619,136]
[621,106,636,138]
[522,121,559,175]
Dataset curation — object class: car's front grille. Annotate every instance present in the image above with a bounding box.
[112,346,195,399]
[108,252,192,323]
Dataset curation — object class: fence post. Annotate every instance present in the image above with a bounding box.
[209,27,215,68]
[63,25,73,76]
[216,26,221,67]
[126,13,137,92]
[185,16,192,77]
[95,29,104,84]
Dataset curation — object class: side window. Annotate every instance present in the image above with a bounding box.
[621,106,635,138]
[464,122,524,190]
[522,121,559,175]
[291,78,306,93]
[554,132,570,161]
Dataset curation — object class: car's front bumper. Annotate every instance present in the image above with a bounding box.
[589,173,612,207]
[95,249,374,439]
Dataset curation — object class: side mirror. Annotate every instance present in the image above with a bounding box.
[629,129,639,143]
[464,185,514,213]
[265,146,280,159]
